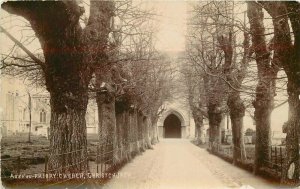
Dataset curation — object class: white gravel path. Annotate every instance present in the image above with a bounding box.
[102,139,281,189]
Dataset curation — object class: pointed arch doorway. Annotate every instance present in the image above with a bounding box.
[164,114,181,138]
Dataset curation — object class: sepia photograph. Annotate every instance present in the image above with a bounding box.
[0,0,299,188]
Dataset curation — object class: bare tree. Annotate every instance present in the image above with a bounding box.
[186,1,235,152]
[252,1,300,185]
[2,1,113,174]
[181,59,207,145]
[217,24,250,164]
[247,2,280,174]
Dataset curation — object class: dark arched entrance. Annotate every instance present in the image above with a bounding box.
[164,114,181,138]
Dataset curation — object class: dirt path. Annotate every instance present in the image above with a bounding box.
[102,139,280,189]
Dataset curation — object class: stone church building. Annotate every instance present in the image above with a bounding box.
[157,99,195,139]
[0,76,98,137]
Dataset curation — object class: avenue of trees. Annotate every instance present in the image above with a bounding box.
[1,1,172,175]
[1,0,300,186]
[184,1,300,185]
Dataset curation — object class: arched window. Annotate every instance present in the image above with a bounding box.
[40,109,46,123]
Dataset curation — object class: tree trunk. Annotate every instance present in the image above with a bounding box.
[217,17,249,165]
[151,116,159,144]
[148,117,154,144]
[195,122,199,141]
[127,110,135,159]
[281,2,300,184]
[258,2,300,184]
[145,117,153,149]
[48,93,89,173]
[116,110,125,163]
[2,2,91,175]
[115,103,132,163]
[193,111,204,145]
[137,113,146,152]
[2,1,114,175]
[247,2,277,174]
[131,109,140,155]
[96,93,118,165]
[228,92,246,164]
[124,111,131,161]
[253,84,273,174]
[208,104,222,152]
[281,78,300,184]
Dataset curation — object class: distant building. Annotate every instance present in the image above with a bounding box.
[156,51,209,139]
[0,76,99,137]
[157,101,193,139]
[29,94,51,137]
[0,75,35,136]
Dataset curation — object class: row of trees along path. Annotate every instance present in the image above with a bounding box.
[183,1,300,186]
[1,1,300,187]
[1,1,172,177]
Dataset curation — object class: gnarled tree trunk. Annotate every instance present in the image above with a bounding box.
[131,109,140,155]
[228,93,246,164]
[2,2,91,173]
[49,92,89,173]
[253,83,274,173]
[208,104,222,152]
[96,92,118,165]
[123,111,131,160]
[150,115,159,144]
[2,1,114,174]
[218,29,250,164]
[145,117,153,149]
[137,112,146,152]
[259,2,300,184]
[193,111,204,145]
[115,109,125,163]
[247,2,278,174]
[282,79,300,184]
[95,66,120,165]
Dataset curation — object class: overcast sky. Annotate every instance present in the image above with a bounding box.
[0,1,187,54]
[151,1,187,52]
